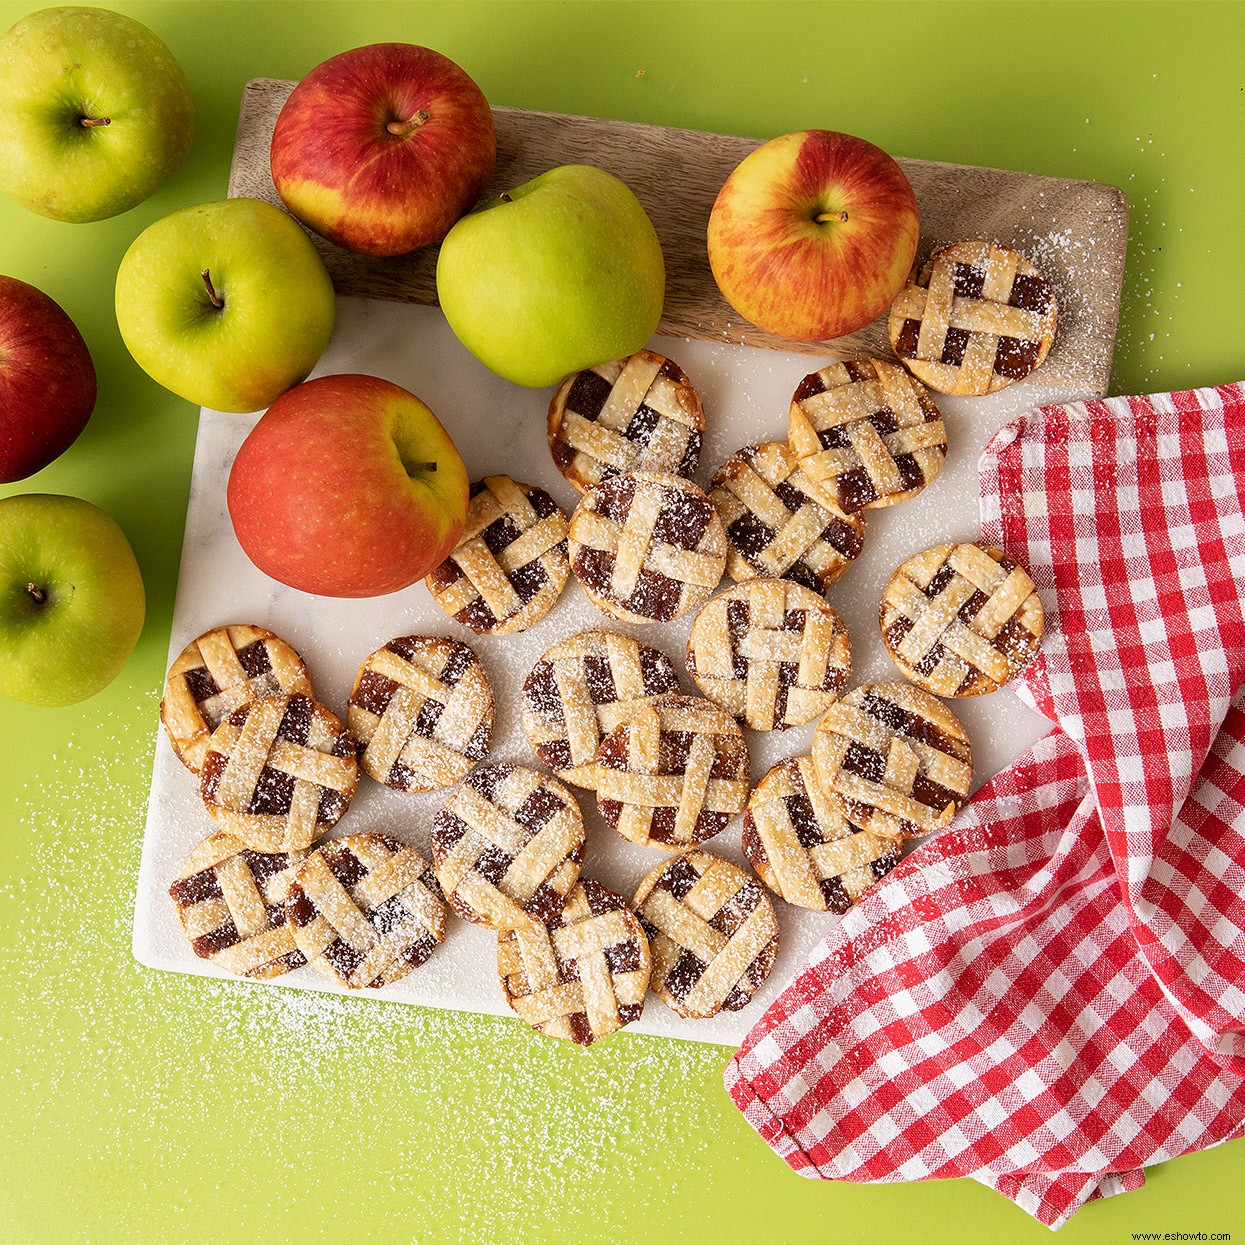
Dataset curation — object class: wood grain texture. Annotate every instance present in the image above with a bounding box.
[229,79,1128,397]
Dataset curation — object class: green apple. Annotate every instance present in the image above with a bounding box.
[0,493,145,707]
[435,164,665,388]
[0,6,194,223]
[115,197,336,413]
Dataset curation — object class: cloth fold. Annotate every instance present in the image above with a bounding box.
[724,382,1245,1228]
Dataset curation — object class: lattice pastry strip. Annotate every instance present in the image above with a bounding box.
[633,850,779,1019]
[710,441,866,596]
[521,629,680,789]
[742,756,903,913]
[889,240,1058,396]
[568,471,728,624]
[426,475,569,635]
[285,833,447,989]
[199,693,358,853]
[687,579,851,731]
[349,635,494,792]
[498,879,652,1045]
[880,542,1044,697]
[168,832,307,979]
[433,764,585,929]
[161,624,313,773]
[812,681,972,839]
[594,694,750,851]
[548,349,704,494]
[787,357,947,513]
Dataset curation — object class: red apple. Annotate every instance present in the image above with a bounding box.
[0,276,96,482]
[227,374,469,598]
[270,43,496,257]
[706,130,920,342]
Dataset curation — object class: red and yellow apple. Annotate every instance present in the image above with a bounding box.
[227,374,469,598]
[707,130,920,342]
[0,276,97,483]
[270,42,496,257]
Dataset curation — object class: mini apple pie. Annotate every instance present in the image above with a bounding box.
[425,475,569,634]
[497,879,651,1045]
[199,692,358,854]
[521,629,680,788]
[548,349,704,494]
[787,357,947,513]
[285,833,447,990]
[594,694,750,851]
[812,681,972,839]
[432,763,585,929]
[880,542,1044,697]
[633,850,779,1019]
[686,579,851,731]
[709,441,866,595]
[348,635,493,793]
[888,240,1058,396]
[161,624,313,773]
[169,831,307,979]
[568,471,727,624]
[742,756,903,913]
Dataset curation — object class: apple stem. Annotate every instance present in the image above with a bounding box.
[26,583,46,606]
[406,462,438,475]
[200,269,225,310]
[386,109,430,137]
[815,210,850,224]
[78,115,111,128]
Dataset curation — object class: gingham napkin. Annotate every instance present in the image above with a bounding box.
[724,382,1245,1229]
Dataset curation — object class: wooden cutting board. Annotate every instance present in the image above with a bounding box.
[228,79,1129,397]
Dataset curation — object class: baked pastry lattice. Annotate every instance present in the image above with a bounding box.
[742,756,903,913]
[426,475,569,635]
[889,239,1058,396]
[633,850,778,1019]
[161,624,312,773]
[548,349,704,494]
[812,681,972,839]
[286,833,447,990]
[349,635,493,792]
[686,578,851,731]
[709,441,866,596]
[880,542,1044,697]
[168,832,306,979]
[787,358,947,513]
[497,879,651,1045]
[594,694,750,851]
[568,471,727,624]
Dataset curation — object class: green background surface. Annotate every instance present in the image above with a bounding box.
[1,1,1243,1242]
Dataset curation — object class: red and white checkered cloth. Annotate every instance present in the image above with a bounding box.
[724,382,1245,1229]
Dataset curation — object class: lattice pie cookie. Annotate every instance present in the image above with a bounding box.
[548,349,704,494]
[687,579,851,731]
[286,833,447,990]
[168,832,306,979]
[594,694,750,851]
[433,764,585,928]
[710,441,866,596]
[880,542,1044,697]
[498,879,651,1045]
[568,471,728,624]
[521,629,680,788]
[787,358,946,513]
[742,757,903,913]
[349,635,493,793]
[633,851,779,1019]
[199,692,358,854]
[161,624,312,773]
[889,240,1058,396]
[813,681,972,839]
[426,475,569,635]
